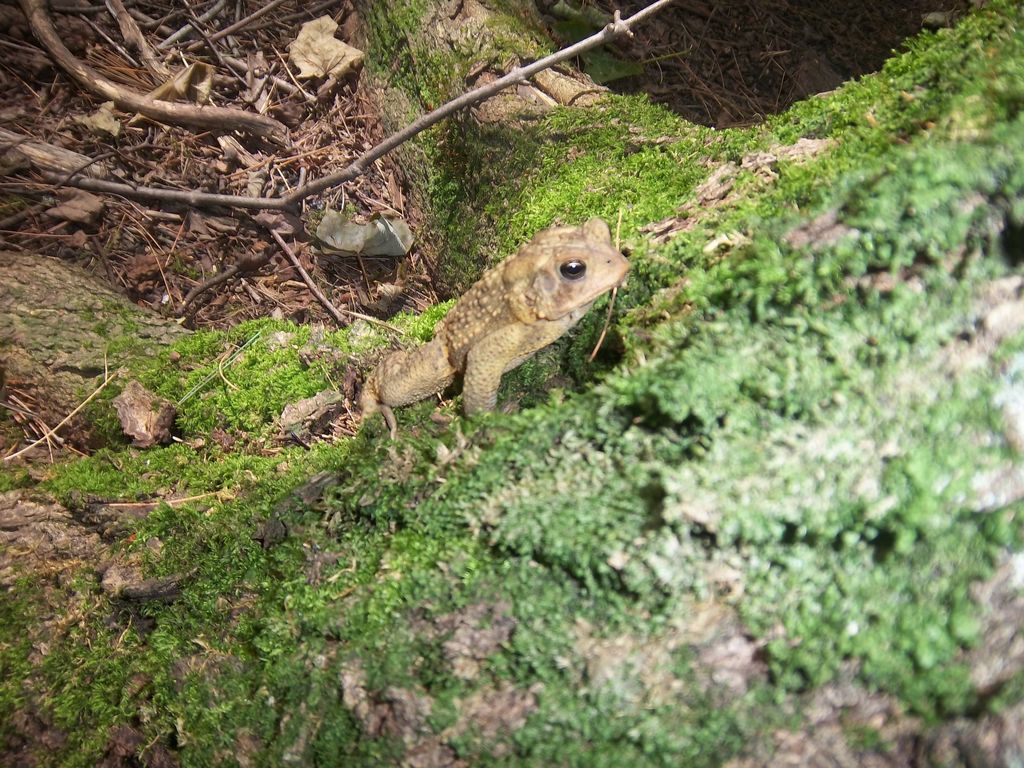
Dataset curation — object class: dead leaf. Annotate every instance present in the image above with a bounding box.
[74,101,120,137]
[112,381,176,447]
[640,214,693,244]
[146,62,214,104]
[288,16,364,80]
[923,10,956,28]
[186,210,239,238]
[693,162,739,205]
[316,211,414,256]
[45,191,105,225]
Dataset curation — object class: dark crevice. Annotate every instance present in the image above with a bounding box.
[540,0,971,127]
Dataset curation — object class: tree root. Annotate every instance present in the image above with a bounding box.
[18,0,288,143]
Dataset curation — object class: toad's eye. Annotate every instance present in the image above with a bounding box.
[559,260,586,280]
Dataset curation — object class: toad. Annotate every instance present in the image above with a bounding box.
[361,218,629,436]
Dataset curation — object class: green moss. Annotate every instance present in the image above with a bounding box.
[91,299,144,348]
[336,0,1024,735]
[85,319,336,441]
[411,0,1024,304]
[0,467,30,492]
[42,443,288,504]
[5,2,1024,764]
[364,0,549,111]
[0,579,40,749]
[394,299,456,342]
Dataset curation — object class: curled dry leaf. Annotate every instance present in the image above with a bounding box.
[315,211,414,257]
[145,62,214,104]
[74,101,120,137]
[287,16,365,80]
[112,380,176,448]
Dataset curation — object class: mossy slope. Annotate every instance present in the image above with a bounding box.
[2,2,1024,766]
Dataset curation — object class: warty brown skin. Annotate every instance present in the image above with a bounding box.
[360,218,630,437]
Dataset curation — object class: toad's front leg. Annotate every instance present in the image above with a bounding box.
[461,321,569,415]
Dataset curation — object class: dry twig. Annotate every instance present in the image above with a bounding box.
[156,0,227,49]
[186,0,292,50]
[3,368,120,463]
[223,52,314,102]
[588,209,625,362]
[47,1,676,210]
[104,0,170,78]
[19,0,288,142]
[266,226,403,333]
[180,263,243,309]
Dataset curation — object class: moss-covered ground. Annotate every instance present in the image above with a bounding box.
[2,1,1024,765]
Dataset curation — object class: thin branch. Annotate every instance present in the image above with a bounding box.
[128,7,175,36]
[276,2,676,208]
[181,3,231,73]
[156,0,227,49]
[268,227,346,326]
[0,202,46,230]
[43,173,274,209]
[179,248,271,312]
[589,209,625,361]
[266,227,403,333]
[223,52,315,102]
[104,490,232,508]
[52,151,116,188]
[180,263,242,309]
[187,0,292,49]
[41,1,675,209]
[19,0,287,142]
[104,0,170,79]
